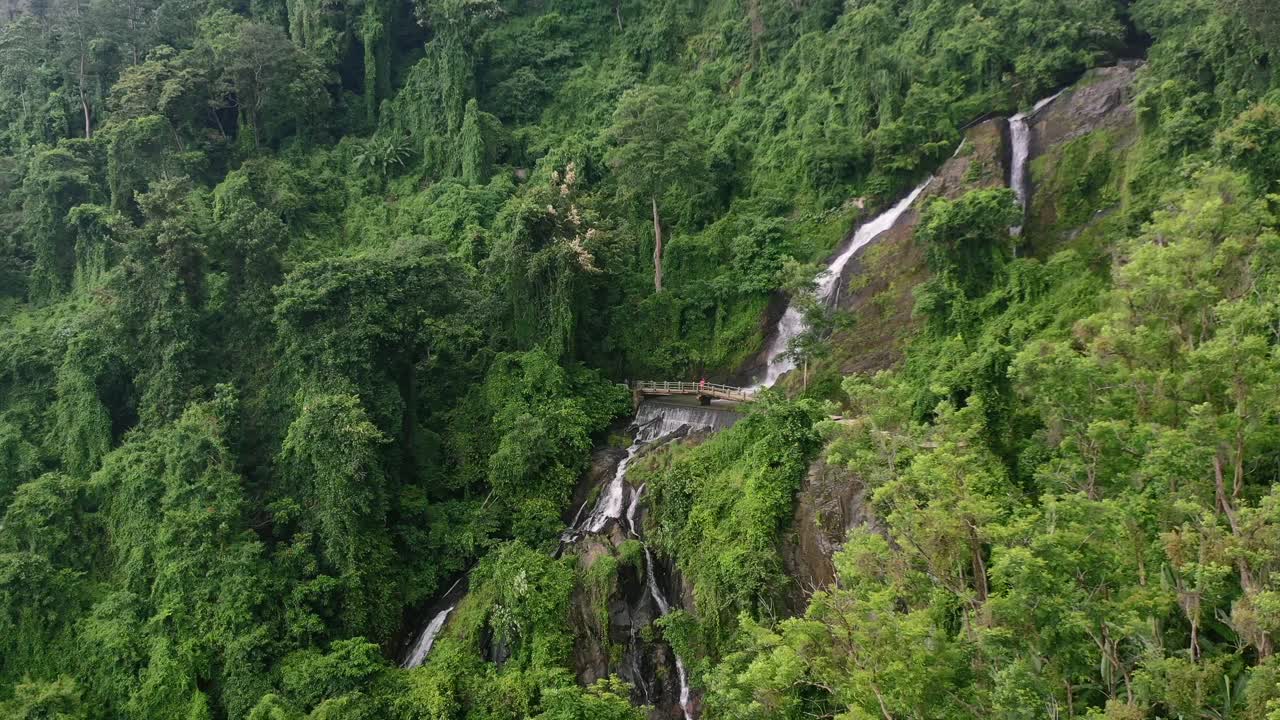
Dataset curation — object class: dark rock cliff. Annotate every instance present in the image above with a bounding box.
[564,431,710,720]
[1023,61,1142,254]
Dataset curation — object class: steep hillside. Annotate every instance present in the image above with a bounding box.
[2,1,1280,719]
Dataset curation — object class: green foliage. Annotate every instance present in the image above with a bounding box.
[1217,99,1280,193]
[638,399,824,655]
[700,157,1280,720]
[0,676,88,720]
[458,349,629,518]
[198,10,330,149]
[458,99,491,186]
[394,541,645,718]
[101,115,188,215]
[605,84,709,219]
[1033,129,1125,236]
[532,677,647,720]
[917,188,1021,300]
[486,163,614,360]
[22,142,99,302]
[278,391,393,628]
[0,0,1278,718]
[351,135,411,181]
[280,638,388,709]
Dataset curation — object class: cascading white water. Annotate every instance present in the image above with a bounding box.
[752,179,934,389]
[634,400,741,441]
[402,605,455,669]
[644,545,693,720]
[564,401,726,717]
[565,498,591,534]
[564,401,741,542]
[584,442,645,533]
[406,401,737,669]
[626,483,645,538]
[1009,90,1065,235]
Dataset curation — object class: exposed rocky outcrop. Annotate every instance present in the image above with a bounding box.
[780,454,881,610]
[1023,62,1142,253]
[818,116,1011,377]
[568,528,692,720]
[563,429,713,719]
[797,63,1142,383]
[1029,62,1142,158]
[768,64,1143,606]
[566,446,629,526]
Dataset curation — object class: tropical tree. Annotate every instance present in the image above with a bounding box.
[605,85,708,292]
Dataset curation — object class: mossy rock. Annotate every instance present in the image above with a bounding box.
[1027,129,1130,257]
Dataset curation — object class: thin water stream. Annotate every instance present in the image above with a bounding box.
[752,178,933,388]
[1010,90,1064,235]
[403,399,740,720]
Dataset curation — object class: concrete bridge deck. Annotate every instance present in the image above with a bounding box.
[629,380,753,407]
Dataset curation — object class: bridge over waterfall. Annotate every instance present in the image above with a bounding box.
[629,380,754,407]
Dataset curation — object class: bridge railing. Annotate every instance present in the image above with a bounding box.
[630,380,754,402]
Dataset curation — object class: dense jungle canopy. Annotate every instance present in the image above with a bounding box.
[2,0,1280,718]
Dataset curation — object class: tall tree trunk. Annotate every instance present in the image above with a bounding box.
[78,49,91,139]
[969,526,989,603]
[80,92,91,139]
[651,195,664,293]
[613,0,623,30]
[1213,450,1273,657]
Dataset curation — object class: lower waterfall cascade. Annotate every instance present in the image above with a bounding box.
[401,399,743,717]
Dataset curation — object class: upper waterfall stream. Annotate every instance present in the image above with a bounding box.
[755,86,1064,389]
[1009,90,1064,235]
[752,178,933,388]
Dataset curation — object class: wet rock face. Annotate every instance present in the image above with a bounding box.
[830,114,1011,315]
[567,447,629,526]
[564,429,713,719]
[797,66,1142,382]
[1022,61,1141,251]
[933,117,1013,201]
[566,529,691,719]
[821,116,1011,376]
[1030,62,1142,157]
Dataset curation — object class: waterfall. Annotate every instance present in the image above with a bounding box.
[752,178,934,389]
[582,441,645,534]
[626,483,645,538]
[564,400,741,542]
[633,400,741,441]
[402,605,455,669]
[405,400,739,670]
[401,575,467,669]
[556,400,728,717]
[1009,90,1065,235]
[644,544,693,720]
